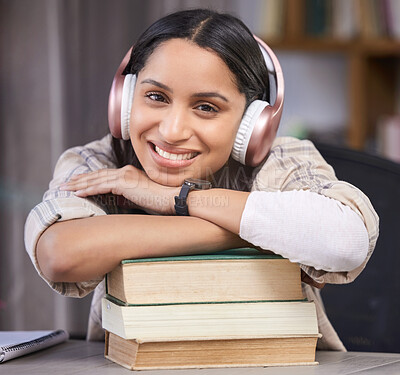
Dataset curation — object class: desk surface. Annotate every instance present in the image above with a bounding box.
[1,340,400,375]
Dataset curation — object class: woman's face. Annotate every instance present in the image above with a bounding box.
[129,38,247,186]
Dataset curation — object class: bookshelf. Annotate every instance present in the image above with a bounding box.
[263,0,400,151]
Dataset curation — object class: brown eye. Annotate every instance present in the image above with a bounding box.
[146,92,167,102]
[197,104,218,113]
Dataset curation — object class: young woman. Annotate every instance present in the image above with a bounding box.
[25,9,378,350]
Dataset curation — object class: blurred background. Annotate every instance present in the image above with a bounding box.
[1,0,399,350]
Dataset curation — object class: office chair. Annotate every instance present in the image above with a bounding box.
[315,142,400,353]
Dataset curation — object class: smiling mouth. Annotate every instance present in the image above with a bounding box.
[154,145,198,161]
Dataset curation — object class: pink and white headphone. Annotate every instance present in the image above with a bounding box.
[108,35,284,167]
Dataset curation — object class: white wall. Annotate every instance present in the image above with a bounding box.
[276,52,348,138]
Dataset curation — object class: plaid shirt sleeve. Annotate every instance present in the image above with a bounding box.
[251,136,379,285]
[24,134,119,297]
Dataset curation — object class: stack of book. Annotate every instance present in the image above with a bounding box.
[102,248,320,370]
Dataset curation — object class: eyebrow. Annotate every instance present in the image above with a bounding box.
[141,79,172,92]
[141,78,229,103]
[191,92,229,103]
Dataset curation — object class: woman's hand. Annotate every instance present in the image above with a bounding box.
[301,271,326,289]
[60,165,180,215]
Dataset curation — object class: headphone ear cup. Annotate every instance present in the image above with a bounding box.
[120,74,137,140]
[108,47,133,139]
[231,100,270,165]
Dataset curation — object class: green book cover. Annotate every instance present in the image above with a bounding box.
[120,247,282,265]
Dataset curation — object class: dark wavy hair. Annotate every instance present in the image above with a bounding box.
[112,8,269,189]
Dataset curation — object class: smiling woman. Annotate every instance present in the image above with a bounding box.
[24,9,378,350]
[130,38,247,186]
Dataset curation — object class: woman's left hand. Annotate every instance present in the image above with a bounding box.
[301,271,326,289]
[59,165,179,215]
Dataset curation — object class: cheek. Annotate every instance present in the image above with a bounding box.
[128,106,152,161]
[129,101,155,141]
[202,125,238,164]
[207,119,239,150]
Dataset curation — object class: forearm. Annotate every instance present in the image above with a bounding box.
[187,189,249,233]
[37,214,248,283]
[186,188,369,272]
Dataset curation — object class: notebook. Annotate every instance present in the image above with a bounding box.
[0,330,69,363]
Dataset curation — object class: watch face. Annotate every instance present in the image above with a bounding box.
[184,178,212,190]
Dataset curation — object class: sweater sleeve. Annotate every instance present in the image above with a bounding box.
[239,190,369,272]
[247,137,379,284]
[24,134,118,297]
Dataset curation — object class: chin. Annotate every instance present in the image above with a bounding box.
[146,169,185,187]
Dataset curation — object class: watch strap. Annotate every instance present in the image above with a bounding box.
[174,183,193,216]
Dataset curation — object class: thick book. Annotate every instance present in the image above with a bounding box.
[0,330,69,363]
[106,248,304,304]
[105,331,319,370]
[102,297,318,341]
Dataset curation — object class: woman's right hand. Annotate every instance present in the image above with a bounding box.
[60,165,179,215]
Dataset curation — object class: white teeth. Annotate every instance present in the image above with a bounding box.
[155,145,197,161]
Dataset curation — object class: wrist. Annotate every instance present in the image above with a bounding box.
[168,186,181,215]
[174,178,212,216]
[139,182,179,215]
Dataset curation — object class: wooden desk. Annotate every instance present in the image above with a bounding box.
[1,340,400,374]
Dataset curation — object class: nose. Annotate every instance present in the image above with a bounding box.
[158,105,192,144]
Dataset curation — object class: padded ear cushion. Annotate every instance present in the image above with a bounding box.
[231,100,270,165]
[108,48,133,139]
[120,74,136,140]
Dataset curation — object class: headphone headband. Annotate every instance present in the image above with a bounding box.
[244,36,284,166]
[254,36,284,122]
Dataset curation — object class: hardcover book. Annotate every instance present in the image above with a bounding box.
[102,297,318,341]
[105,331,319,370]
[106,248,304,305]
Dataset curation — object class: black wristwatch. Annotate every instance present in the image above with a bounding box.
[174,178,212,216]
